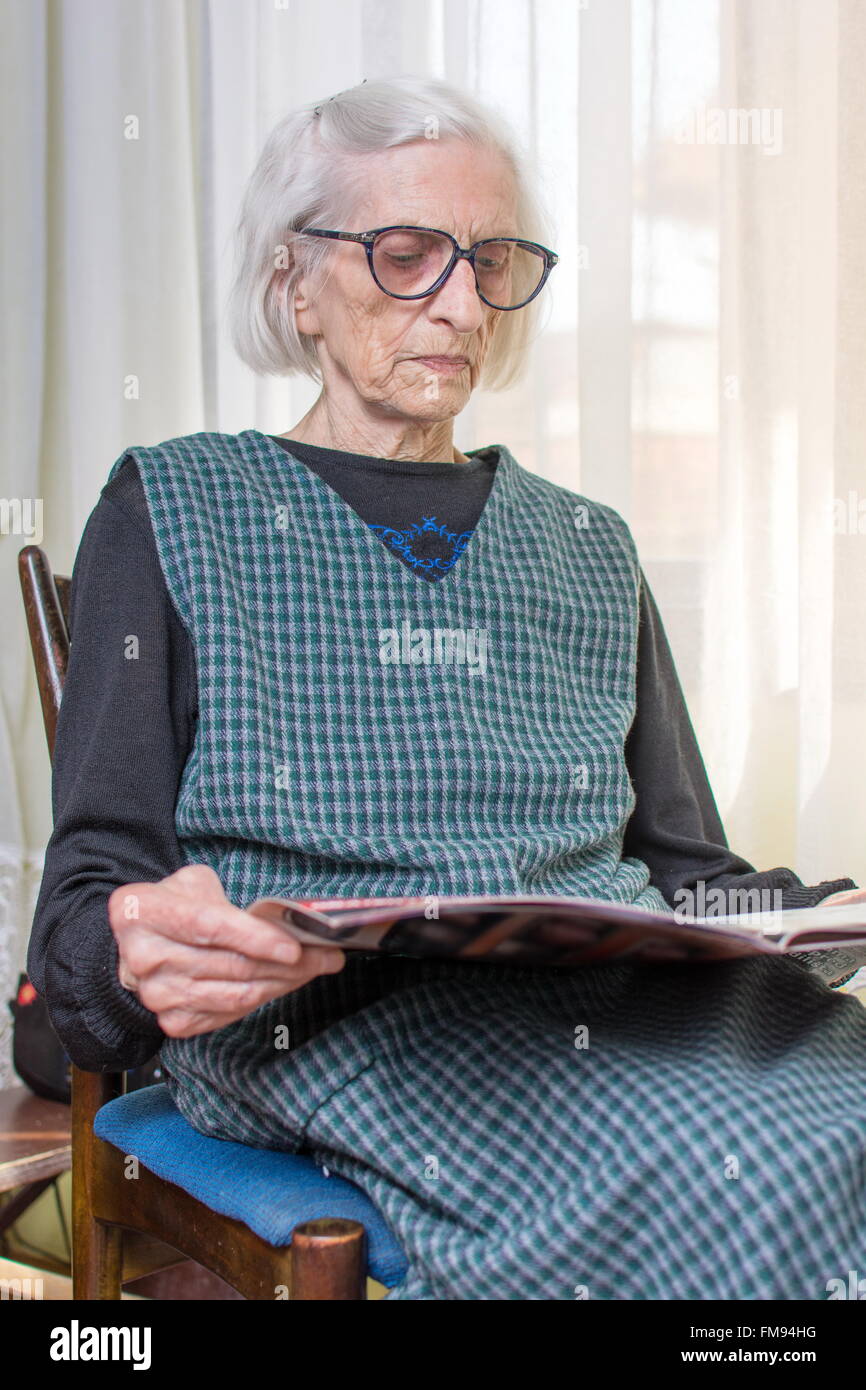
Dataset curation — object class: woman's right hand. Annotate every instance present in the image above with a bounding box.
[107,863,346,1039]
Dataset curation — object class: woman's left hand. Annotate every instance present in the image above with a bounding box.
[819,887,866,906]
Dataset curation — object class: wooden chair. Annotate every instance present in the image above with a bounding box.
[0,1085,71,1271]
[18,543,406,1300]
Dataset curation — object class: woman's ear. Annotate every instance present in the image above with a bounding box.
[292,264,321,336]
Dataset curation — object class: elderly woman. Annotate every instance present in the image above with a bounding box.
[31,76,866,1301]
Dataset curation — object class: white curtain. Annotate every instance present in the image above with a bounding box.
[2,0,865,1082]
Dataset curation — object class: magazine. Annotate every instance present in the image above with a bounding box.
[245,892,866,979]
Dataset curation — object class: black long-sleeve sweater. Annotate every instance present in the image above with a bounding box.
[27,438,857,1071]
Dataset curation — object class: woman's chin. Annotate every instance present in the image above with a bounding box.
[398,383,471,419]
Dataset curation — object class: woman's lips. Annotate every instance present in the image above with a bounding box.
[412,356,470,374]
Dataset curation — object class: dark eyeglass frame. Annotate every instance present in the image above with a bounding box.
[300,225,559,310]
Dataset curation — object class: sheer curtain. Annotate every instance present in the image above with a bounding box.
[2,0,864,1081]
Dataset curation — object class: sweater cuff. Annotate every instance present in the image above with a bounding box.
[779,877,859,909]
[72,919,165,1064]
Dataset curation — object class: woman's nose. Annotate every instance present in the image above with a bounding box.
[427,256,486,332]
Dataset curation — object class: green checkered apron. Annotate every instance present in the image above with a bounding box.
[107,430,866,1299]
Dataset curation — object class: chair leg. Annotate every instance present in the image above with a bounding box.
[71,1067,125,1299]
[290,1218,367,1300]
[72,1207,123,1299]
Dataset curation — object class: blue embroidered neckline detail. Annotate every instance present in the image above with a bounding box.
[369,515,473,576]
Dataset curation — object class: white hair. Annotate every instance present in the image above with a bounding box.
[226,74,556,391]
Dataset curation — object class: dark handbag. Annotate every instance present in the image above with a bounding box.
[7,973,162,1103]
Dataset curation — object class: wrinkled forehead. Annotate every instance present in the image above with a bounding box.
[344,137,520,242]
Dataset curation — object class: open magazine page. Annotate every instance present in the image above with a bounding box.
[244,892,866,976]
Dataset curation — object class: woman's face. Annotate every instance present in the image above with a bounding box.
[293,138,518,424]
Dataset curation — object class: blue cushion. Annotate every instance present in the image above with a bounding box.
[92,1083,408,1289]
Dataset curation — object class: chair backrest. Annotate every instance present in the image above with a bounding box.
[18,545,71,757]
[18,544,124,1115]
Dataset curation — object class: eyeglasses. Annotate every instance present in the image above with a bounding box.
[300,225,559,311]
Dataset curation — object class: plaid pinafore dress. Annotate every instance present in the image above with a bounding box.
[106,430,866,1300]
